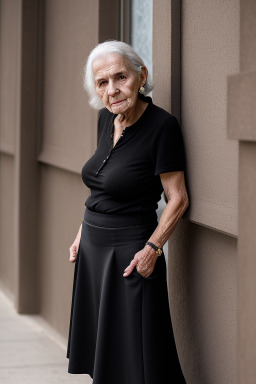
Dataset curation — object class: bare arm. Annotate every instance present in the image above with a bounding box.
[147,171,189,248]
[123,171,189,278]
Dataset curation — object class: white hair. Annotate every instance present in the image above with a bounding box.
[83,40,154,109]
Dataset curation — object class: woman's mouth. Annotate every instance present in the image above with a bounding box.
[111,100,125,106]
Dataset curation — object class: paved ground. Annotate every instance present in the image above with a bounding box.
[0,290,92,384]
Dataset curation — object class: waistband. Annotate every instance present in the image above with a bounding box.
[83,208,158,228]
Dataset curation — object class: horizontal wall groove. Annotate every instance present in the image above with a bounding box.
[184,217,238,239]
[0,144,15,156]
[185,197,238,238]
[38,148,83,175]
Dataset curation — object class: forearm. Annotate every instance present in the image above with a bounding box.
[74,224,82,245]
[147,196,189,249]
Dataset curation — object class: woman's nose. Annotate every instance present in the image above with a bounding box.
[107,81,118,96]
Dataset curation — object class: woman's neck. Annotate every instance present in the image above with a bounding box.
[119,98,148,128]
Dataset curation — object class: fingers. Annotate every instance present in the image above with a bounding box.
[136,264,154,278]
[136,262,153,278]
[69,244,78,263]
[123,257,138,277]
[136,249,158,278]
[123,248,158,278]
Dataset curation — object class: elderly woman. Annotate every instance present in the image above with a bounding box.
[66,40,188,384]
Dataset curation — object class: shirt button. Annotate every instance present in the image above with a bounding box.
[103,159,106,163]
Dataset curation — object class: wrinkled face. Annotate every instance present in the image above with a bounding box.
[92,53,146,115]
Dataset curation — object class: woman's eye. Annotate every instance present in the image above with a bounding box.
[118,75,126,80]
[99,81,107,87]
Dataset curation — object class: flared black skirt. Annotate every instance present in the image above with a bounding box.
[66,208,186,384]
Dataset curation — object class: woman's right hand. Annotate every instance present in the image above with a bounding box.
[69,224,82,263]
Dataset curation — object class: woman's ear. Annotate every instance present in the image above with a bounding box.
[140,66,148,86]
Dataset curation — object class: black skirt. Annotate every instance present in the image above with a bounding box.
[66,208,186,384]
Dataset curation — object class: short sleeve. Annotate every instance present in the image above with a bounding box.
[152,116,186,175]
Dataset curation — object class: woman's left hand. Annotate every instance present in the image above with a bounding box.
[123,245,158,278]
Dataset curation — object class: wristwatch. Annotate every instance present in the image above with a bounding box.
[145,241,163,256]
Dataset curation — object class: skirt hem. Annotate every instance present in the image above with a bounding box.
[67,366,93,377]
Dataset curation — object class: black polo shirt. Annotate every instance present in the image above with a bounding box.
[81,96,185,215]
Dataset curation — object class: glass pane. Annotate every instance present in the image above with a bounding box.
[130,0,153,77]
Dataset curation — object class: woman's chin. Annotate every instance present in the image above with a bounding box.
[111,101,127,114]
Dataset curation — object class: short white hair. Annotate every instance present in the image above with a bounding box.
[83,40,154,109]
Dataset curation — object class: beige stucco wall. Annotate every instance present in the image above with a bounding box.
[39,0,98,173]
[37,0,98,336]
[154,1,239,383]
[38,165,88,336]
[0,0,19,152]
[238,142,256,383]
[228,1,256,382]
[0,0,20,301]
[174,1,239,382]
[0,154,15,300]
[169,221,237,383]
[181,0,239,236]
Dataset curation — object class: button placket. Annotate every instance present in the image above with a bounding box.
[95,123,127,176]
[95,150,114,176]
